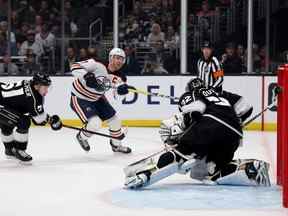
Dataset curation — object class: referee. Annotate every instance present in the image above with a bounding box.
[197,41,224,92]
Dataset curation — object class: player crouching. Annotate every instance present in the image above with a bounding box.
[124,81,270,189]
[0,73,62,162]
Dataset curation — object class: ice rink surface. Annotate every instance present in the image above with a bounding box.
[0,127,287,216]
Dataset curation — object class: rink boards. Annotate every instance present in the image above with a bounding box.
[0,75,277,131]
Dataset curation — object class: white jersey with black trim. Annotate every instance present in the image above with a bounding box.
[70,59,115,102]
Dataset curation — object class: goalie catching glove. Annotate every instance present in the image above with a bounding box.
[159,113,185,145]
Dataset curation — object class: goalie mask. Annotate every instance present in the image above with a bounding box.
[185,78,204,93]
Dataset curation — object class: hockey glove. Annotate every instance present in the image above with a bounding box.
[117,84,129,95]
[83,72,97,88]
[84,72,111,92]
[159,114,184,145]
[49,115,62,131]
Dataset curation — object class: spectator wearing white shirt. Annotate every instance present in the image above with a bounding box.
[19,30,44,63]
[147,23,165,47]
[35,23,56,55]
[164,25,179,50]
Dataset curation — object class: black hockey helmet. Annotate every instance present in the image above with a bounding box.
[185,78,204,92]
[31,73,51,86]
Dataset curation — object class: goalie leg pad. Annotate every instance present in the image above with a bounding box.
[124,149,166,177]
[157,150,176,168]
[214,159,271,186]
[125,150,189,189]
[124,150,176,177]
[125,162,179,189]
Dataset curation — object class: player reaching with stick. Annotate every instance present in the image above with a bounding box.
[70,48,131,154]
[0,73,62,162]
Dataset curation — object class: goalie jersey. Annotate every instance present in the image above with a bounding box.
[179,87,242,137]
[70,59,125,102]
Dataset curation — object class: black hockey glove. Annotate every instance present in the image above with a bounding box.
[83,72,98,89]
[49,115,62,131]
[84,72,111,92]
[117,84,129,95]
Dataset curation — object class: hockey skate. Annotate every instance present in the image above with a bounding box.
[110,140,131,154]
[3,142,16,159]
[4,148,15,159]
[12,149,32,162]
[76,132,90,152]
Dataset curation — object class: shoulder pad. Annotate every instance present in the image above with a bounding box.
[178,92,194,111]
[198,88,216,97]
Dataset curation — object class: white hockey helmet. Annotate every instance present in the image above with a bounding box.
[109,48,126,63]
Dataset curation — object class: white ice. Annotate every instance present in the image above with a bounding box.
[0,127,287,216]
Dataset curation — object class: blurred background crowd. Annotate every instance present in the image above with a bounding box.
[0,0,287,75]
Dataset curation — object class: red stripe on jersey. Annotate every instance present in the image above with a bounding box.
[77,79,103,96]
[73,82,98,101]
[72,96,88,123]
[73,79,100,101]
[71,63,81,69]
[109,129,123,137]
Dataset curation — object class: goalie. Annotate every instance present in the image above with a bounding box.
[124,79,270,189]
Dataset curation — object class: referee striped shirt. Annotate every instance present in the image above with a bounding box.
[197,56,224,92]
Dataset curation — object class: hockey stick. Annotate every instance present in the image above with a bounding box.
[62,124,124,140]
[127,88,180,100]
[242,85,280,127]
[111,85,179,100]
[242,100,277,127]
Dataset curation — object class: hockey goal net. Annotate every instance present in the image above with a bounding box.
[277,64,288,208]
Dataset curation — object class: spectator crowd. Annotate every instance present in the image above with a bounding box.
[0,0,284,75]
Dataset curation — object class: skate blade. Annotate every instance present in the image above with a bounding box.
[5,155,16,160]
[18,160,33,166]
